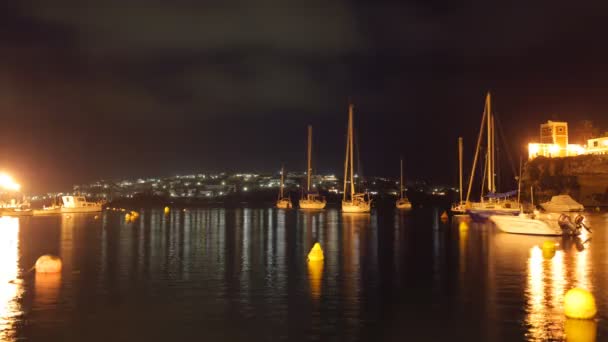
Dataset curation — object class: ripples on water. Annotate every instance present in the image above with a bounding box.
[0,208,606,341]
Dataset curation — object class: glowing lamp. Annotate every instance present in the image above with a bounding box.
[564,288,597,319]
[528,143,540,159]
[549,144,560,156]
[35,255,63,273]
[164,206,170,215]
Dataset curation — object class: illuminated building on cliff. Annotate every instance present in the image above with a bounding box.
[528,121,588,159]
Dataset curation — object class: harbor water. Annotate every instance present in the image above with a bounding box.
[1,207,607,341]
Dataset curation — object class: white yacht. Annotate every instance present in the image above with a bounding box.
[490,211,589,236]
[60,196,102,213]
[299,125,326,210]
[342,103,371,213]
[540,195,584,212]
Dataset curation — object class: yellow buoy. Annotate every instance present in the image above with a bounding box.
[164,206,170,215]
[35,255,63,273]
[307,242,324,262]
[542,241,557,259]
[565,318,597,342]
[564,288,597,319]
[440,211,449,221]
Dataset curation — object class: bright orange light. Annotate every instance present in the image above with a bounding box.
[528,143,540,160]
[0,174,20,192]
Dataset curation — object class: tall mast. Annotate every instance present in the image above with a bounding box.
[349,104,355,198]
[343,107,351,201]
[465,101,487,203]
[400,157,404,199]
[458,137,463,204]
[307,125,312,192]
[280,165,284,199]
[486,92,493,194]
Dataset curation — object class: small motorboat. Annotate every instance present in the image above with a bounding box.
[540,195,584,212]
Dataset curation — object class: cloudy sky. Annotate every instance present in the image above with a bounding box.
[2,0,608,192]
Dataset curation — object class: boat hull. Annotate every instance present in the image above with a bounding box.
[1,208,33,217]
[276,199,293,209]
[33,208,62,216]
[540,204,584,212]
[395,199,412,209]
[489,214,563,236]
[467,208,520,222]
[342,200,371,213]
[299,199,326,210]
[61,205,102,213]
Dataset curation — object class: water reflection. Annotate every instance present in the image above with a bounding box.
[0,217,22,340]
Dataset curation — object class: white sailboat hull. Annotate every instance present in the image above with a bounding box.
[342,200,371,213]
[395,198,412,209]
[489,214,563,236]
[299,199,326,210]
[276,199,293,209]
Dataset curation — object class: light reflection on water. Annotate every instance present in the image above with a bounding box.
[0,217,22,341]
[1,208,607,340]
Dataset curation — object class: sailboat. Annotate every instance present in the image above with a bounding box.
[342,103,372,213]
[464,92,520,221]
[451,137,467,213]
[276,165,293,209]
[299,125,327,210]
[395,157,412,209]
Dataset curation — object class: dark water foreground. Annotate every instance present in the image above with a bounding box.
[1,207,607,341]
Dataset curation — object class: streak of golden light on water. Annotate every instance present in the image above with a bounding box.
[0,217,22,340]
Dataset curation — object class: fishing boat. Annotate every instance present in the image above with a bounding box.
[60,196,102,213]
[451,137,467,214]
[342,103,371,213]
[299,125,326,210]
[490,211,589,236]
[464,92,519,221]
[540,195,584,212]
[395,158,412,209]
[276,165,293,209]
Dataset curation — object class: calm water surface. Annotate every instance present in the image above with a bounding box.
[1,207,607,341]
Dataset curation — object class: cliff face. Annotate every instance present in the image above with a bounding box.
[522,155,608,206]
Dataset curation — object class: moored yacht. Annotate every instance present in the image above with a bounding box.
[341,103,371,213]
[395,158,411,209]
[299,125,326,210]
[276,165,293,209]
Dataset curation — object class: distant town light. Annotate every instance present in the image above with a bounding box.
[243,187,248,191]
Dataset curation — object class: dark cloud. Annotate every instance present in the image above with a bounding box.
[1,0,608,192]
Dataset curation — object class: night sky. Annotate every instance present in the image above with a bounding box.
[2,0,608,193]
